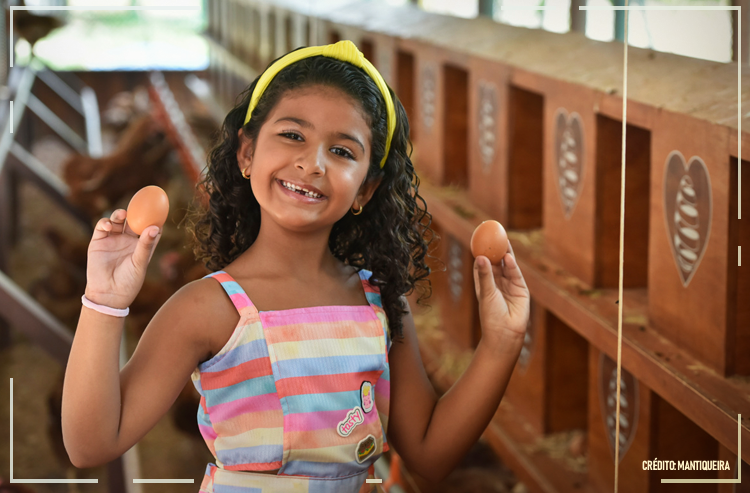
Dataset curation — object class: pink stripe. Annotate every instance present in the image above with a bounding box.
[285,406,381,432]
[261,307,375,327]
[209,393,282,422]
[199,423,218,440]
[229,293,250,311]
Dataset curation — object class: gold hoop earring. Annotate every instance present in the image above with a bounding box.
[351,204,363,215]
[241,166,251,180]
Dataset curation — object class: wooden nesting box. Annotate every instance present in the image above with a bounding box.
[465,56,545,230]
[648,114,749,376]
[588,347,722,493]
[542,83,653,290]
[399,40,470,189]
[503,300,589,436]
[429,221,480,350]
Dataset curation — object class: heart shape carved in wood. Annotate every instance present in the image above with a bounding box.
[663,151,712,288]
[554,108,585,219]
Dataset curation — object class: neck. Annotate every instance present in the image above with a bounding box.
[236,214,343,280]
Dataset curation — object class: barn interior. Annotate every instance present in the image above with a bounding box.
[0,1,748,492]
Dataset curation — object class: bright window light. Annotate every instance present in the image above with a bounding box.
[421,0,479,18]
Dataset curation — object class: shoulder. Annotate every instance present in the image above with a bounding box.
[162,274,241,359]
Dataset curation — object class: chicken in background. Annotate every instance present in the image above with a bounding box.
[27,226,89,327]
[63,114,173,221]
[102,86,151,136]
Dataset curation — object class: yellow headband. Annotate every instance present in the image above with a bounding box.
[243,40,396,169]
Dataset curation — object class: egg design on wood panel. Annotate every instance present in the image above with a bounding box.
[554,108,585,219]
[421,63,437,130]
[516,298,535,371]
[599,352,639,462]
[663,151,712,287]
[448,235,464,303]
[477,80,498,175]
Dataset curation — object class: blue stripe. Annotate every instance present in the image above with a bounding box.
[283,458,378,479]
[379,363,390,382]
[271,354,384,379]
[284,390,361,414]
[192,378,203,394]
[204,375,277,405]
[216,444,284,466]
[308,472,367,493]
[213,486,262,493]
[197,407,213,427]
[200,338,270,372]
[365,291,382,307]
[219,280,247,297]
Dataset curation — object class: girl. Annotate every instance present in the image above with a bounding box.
[61,40,531,493]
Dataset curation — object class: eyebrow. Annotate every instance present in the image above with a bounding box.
[274,116,365,154]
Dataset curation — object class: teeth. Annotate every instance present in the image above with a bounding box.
[282,180,321,198]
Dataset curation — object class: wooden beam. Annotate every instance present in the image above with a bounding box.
[732,0,749,64]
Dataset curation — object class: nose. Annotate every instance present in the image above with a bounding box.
[296,144,326,175]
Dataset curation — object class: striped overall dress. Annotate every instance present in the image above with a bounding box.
[192,269,392,492]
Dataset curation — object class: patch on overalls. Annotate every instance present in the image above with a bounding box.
[337,406,364,437]
[360,381,374,413]
[356,434,377,463]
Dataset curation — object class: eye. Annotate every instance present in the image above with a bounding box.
[280,131,302,141]
[332,147,355,160]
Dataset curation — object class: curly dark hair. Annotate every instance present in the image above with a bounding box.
[184,49,436,342]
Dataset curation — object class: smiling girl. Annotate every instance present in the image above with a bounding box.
[62,41,531,492]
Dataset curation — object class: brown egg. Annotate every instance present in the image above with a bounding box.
[470,220,508,265]
[126,185,169,236]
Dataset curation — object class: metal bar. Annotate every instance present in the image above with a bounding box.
[0,65,35,177]
[8,141,93,228]
[80,86,102,158]
[26,92,88,153]
[0,268,73,366]
[33,65,86,115]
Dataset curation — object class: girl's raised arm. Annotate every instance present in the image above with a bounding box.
[386,241,530,481]
[61,209,221,468]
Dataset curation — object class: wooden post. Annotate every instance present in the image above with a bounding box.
[732,0,749,64]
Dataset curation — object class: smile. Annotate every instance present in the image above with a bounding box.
[277,179,326,203]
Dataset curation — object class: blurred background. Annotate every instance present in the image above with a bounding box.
[0,1,746,493]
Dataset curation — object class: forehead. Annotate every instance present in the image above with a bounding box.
[270,85,370,130]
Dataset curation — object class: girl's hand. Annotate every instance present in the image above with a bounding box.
[84,209,162,309]
[472,239,531,351]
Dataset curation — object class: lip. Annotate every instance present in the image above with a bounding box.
[277,179,327,203]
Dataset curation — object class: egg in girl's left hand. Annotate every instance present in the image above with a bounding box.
[470,220,508,265]
[126,185,169,236]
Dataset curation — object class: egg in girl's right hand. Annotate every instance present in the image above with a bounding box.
[126,185,169,236]
[470,220,508,265]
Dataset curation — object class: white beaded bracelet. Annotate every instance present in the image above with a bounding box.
[81,294,130,317]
